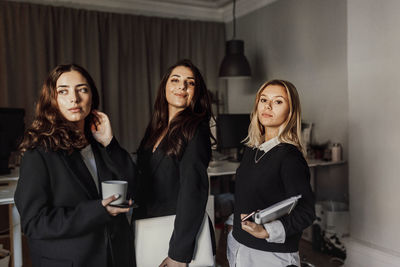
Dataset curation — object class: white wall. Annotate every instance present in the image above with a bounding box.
[228,0,400,261]
[226,0,349,201]
[348,0,400,258]
[227,0,348,145]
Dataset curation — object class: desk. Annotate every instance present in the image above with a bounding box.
[306,159,346,195]
[0,168,22,267]
[207,159,346,175]
[304,159,347,241]
[307,159,346,168]
[205,161,239,228]
[207,160,240,177]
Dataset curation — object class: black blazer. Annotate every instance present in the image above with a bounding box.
[14,138,135,267]
[134,122,215,263]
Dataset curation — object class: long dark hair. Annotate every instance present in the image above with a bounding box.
[142,59,213,158]
[19,64,100,153]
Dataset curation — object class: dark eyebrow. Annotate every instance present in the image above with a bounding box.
[171,74,195,80]
[260,94,285,98]
[56,83,89,89]
[76,83,89,87]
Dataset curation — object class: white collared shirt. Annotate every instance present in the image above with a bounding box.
[80,144,99,192]
[258,136,280,153]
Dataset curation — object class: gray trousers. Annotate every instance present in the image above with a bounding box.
[226,231,300,267]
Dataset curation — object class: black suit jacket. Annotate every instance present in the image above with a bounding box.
[134,122,215,263]
[14,138,135,267]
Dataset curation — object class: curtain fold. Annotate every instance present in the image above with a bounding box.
[0,1,226,152]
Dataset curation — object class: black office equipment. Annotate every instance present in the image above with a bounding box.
[216,113,250,160]
[0,108,25,174]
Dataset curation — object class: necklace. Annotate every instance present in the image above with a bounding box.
[254,148,267,164]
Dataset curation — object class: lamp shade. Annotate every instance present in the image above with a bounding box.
[219,40,251,78]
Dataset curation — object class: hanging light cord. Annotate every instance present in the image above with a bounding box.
[232,0,236,39]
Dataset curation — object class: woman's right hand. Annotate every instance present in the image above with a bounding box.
[101,194,131,216]
[240,213,269,239]
[91,110,113,147]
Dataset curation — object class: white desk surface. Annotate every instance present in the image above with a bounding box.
[0,168,18,205]
[207,159,346,177]
[0,168,22,267]
[0,167,19,183]
[0,184,16,205]
[207,160,240,177]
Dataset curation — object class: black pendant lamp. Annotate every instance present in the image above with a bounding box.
[219,0,251,78]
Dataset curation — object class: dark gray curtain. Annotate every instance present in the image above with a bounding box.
[0,1,226,152]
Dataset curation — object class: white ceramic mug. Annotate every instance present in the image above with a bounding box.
[101,180,128,205]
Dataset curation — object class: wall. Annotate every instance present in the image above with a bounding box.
[347,0,400,262]
[226,0,348,201]
[229,0,400,263]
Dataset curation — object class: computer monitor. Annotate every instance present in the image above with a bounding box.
[0,108,25,174]
[216,114,250,159]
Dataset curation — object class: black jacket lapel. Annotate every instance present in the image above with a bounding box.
[150,148,166,177]
[61,150,99,199]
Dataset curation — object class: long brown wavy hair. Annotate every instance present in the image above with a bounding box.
[141,59,213,159]
[19,64,99,153]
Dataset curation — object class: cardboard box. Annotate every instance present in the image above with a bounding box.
[0,247,10,267]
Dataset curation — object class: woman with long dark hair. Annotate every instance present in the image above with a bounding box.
[14,64,135,267]
[134,59,214,267]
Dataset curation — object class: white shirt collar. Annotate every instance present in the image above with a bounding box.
[80,144,93,156]
[258,137,280,153]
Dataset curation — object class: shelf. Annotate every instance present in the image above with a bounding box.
[307,159,346,168]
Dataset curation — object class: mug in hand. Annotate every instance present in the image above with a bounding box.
[101,180,127,205]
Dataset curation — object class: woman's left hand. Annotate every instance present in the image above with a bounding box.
[159,257,187,267]
[102,195,133,216]
[240,213,269,239]
[91,110,113,147]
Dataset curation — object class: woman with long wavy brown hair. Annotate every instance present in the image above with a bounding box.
[15,64,135,267]
[134,59,215,267]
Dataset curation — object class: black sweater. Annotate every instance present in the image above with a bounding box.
[233,143,315,253]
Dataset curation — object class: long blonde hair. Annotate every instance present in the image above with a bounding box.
[244,79,305,155]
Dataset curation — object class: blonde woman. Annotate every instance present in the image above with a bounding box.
[227,80,315,267]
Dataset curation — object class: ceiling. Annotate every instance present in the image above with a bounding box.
[146,0,233,9]
[12,0,277,22]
